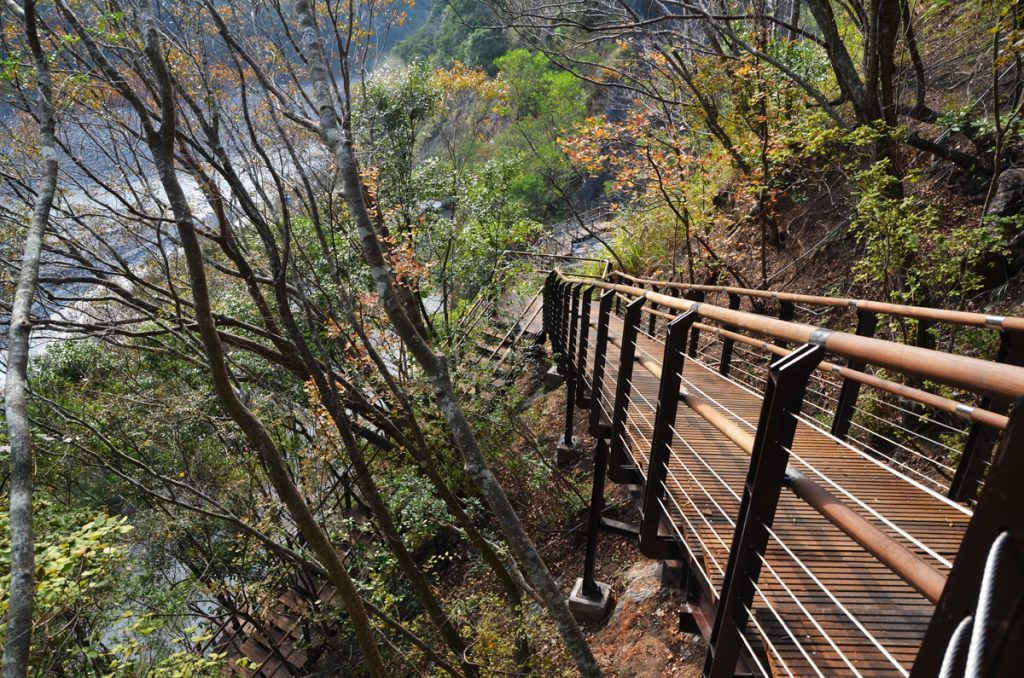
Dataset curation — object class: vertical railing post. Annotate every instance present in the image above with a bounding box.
[589,290,615,437]
[771,297,796,350]
[912,401,1024,676]
[686,291,705,359]
[580,437,611,598]
[830,309,878,439]
[549,279,563,356]
[949,330,1024,502]
[608,295,646,484]
[647,283,659,336]
[541,271,556,343]
[558,280,572,361]
[575,286,596,408]
[719,293,742,376]
[703,343,824,678]
[639,311,697,560]
[560,284,583,449]
[778,299,795,322]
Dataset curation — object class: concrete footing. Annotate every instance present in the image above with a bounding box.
[556,436,581,467]
[543,366,565,390]
[568,577,613,621]
[659,559,685,589]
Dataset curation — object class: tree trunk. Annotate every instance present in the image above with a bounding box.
[134,15,389,677]
[291,2,601,675]
[3,3,56,676]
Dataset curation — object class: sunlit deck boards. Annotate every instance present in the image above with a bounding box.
[585,307,972,675]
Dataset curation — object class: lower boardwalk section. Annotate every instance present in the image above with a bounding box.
[584,309,971,675]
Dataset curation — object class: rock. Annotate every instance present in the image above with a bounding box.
[989,168,1024,217]
[590,562,705,676]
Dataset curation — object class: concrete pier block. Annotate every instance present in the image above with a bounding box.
[543,367,565,390]
[659,559,685,589]
[568,577,613,621]
[556,436,581,467]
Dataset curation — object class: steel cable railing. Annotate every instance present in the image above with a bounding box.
[543,271,1024,676]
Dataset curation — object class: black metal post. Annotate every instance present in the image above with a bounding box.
[772,298,796,349]
[576,286,596,408]
[719,293,742,376]
[549,280,562,356]
[561,284,583,447]
[558,281,572,360]
[608,295,646,485]
[542,271,556,343]
[686,291,705,358]
[948,330,1024,502]
[912,401,1024,676]
[581,437,611,599]
[589,290,615,437]
[639,311,698,560]
[830,310,878,440]
[648,284,659,336]
[703,344,824,678]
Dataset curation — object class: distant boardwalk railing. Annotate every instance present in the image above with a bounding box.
[544,269,1024,677]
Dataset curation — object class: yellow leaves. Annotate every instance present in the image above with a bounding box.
[734,63,755,78]
[434,61,508,105]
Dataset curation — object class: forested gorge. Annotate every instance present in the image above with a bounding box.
[1,1,1023,676]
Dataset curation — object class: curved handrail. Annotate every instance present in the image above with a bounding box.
[610,270,1024,333]
[637,304,1009,430]
[557,270,1024,401]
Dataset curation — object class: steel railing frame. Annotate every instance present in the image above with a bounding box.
[541,267,1024,677]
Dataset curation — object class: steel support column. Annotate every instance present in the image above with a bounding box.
[704,344,824,678]
[581,437,611,598]
[608,296,646,485]
[718,293,742,376]
[830,310,878,440]
[561,284,583,447]
[575,286,596,408]
[639,311,698,560]
[949,330,1024,502]
[913,402,1024,676]
[588,290,615,438]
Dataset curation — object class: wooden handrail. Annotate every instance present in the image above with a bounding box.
[636,303,1008,429]
[611,270,1024,333]
[785,470,948,604]
[562,271,1024,401]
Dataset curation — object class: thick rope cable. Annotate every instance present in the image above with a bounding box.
[966,531,1011,677]
[939,615,974,678]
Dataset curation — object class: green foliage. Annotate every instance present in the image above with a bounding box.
[490,49,589,218]
[0,501,199,676]
[100,612,228,677]
[850,160,1007,306]
[382,470,455,552]
[394,0,510,73]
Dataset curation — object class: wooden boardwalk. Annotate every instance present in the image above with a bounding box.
[581,305,974,675]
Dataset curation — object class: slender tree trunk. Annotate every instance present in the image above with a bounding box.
[3,3,56,676]
[134,15,388,677]
[291,2,601,675]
